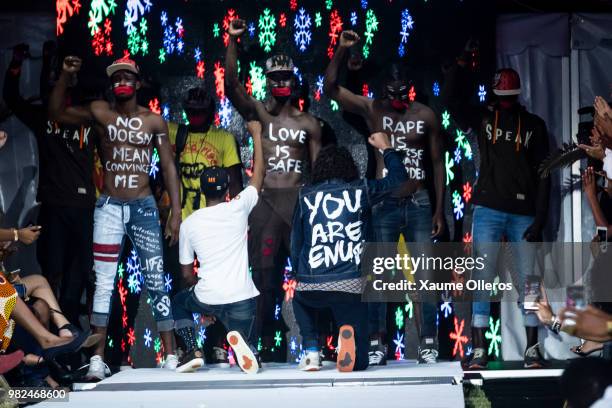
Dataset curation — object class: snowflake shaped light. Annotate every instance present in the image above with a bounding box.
[222,9,240,47]
[149,147,159,178]
[478,85,486,103]
[117,263,125,279]
[463,182,472,202]
[164,273,172,292]
[454,146,462,164]
[327,9,343,59]
[57,0,82,36]
[290,337,298,353]
[440,298,453,318]
[127,272,141,294]
[282,279,296,301]
[214,61,225,99]
[449,317,468,358]
[290,0,298,11]
[395,306,404,329]
[153,337,161,353]
[463,232,472,243]
[398,44,406,58]
[315,12,322,27]
[160,11,167,26]
[293,8,312,52]
[88,0,116,36]
[248,22,256,37]
[194,47,201,62]
[361,0,368,9]
[258,8,277,52]
[408,86,416,102]
[464,142,473,160]
[148,98,160,114]
[326,0,333,10]
[350,11,358,26]
[330,100,339,111]
[445,151,454,185]
[398,9,414,57]
[362,9,379,59]
[126,249,140,275]
[162,104,170,120]
[124,0,150,33]
[196,61,205,79]
[433,81,440,97]
[442,110,451,129]
[404,299,413,319]
[274,331,283,347]
[393,331,405,360]
[274,304,281,321]
[249,62,266,101]
[198,326,207,346]
[213,23,220,37]
[127,327,136,346]
[144,328,152,347]
[279,13,287,28]
[485,317,501,357]
[219,98,232,128]
[452,190,464,220]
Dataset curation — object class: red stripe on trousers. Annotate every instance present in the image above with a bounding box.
[94,255,119,263]
[93,243,121,254]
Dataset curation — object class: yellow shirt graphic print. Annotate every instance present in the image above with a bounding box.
[168,122,241,219]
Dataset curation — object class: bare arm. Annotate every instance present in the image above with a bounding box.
[428,109,446,237]
[48,57,94,126]
[323,31,371,117]
[155,117,182,245]
[247,121,265,192]
[180,263,197,288]
[227,164,243,198]
[225,20,257,121]
[584,167,612,235]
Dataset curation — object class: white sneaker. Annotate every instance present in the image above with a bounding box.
[227,331,259,375]
[85,355,110,381]
[298,351,321,371]
[161,354,179,370]
[211,346,230,368]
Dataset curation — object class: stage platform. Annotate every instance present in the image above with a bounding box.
[36,360,465,408]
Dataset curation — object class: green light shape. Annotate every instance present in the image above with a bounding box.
[442,110,451,129]
[455,129,465,149]
[107,337,113,348]
[325,0,333,10]
[404,300,413,319]
[154,337,161,353]
[158,48,166,63]
[140,38,149,55]
[362,9,379,59]
[196,336,203,349]
[315,12,322,27]
[249,62,267,101]
[395,306,404,329]
[258,8,277,52]
[257,337,262,352]
[485,317,502,358]
[213,23,220,37]
[330,100,339,111]
[117,263,124,279]
[127,28,140,55]
[139,18,147,35]
[445,151,454,185]
[182,110,190,126]
[274,331,282,347]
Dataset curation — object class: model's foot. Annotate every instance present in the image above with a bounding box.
[298,351,321,372]
[176,350,205,373]
[524,343,546,368]
[571,340,604,356]
[417,337,439,364]
[467,348,488,369]
[227,331,259,375]
[160,354,179,370]
[210,346,230,367]
[337,325,356,373]
[368,340,387,366]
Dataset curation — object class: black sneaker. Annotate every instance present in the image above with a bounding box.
[524,343,545,368]
[176,349,205,373]
[210,346,230,368]
[417,337,439,364]
[368,340,387,366]
[467,347,488,369]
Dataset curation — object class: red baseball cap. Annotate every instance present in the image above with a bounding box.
[106,57,140,77]
[492,68,521,96]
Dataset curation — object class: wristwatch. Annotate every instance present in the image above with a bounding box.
[12,228,18,242]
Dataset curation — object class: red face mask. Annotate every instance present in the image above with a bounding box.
[188,114,207,128]
[499,99,516,110]
[271,87,291,97]
[391,99,409,111]
[112,84,135,98]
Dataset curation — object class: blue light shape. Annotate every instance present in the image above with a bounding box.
[194,47,201,62]
[433,81,440,96]
[478,85,486,102]
[248,22,256,37]
[361,0,368,10]
[293,8,312,53]
[350,11,357,26]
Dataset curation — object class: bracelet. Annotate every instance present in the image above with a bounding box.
[550,315,561,334]
[12,228,18,242]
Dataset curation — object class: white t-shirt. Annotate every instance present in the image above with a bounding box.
[179,186,260,305]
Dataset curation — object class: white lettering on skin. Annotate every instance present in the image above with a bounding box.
[381,116,426,180]
[266,123,306,173]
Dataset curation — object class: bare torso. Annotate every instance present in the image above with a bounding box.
[92,102,163,200]
[367,101,435,197]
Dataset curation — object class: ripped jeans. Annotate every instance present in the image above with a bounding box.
[91,195,174,332]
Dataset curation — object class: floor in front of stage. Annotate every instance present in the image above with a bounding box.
[36,360,465,408]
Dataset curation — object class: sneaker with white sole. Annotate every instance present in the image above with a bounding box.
[85,355,110,382]
[227,331,259,375]
[298,351,321,371]
[176,350,205,373]
[368,340,387,366]
[467,347,488,369]
[161,354,179,370]
[417,337,439,364]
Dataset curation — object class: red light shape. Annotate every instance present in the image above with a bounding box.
[449,317,468,358]
[462,182,472,203]
[222,9,240,47]
[279,13,287,28]
[214,112,220,127]
[362,83,369,97]
[314,90,321,101]
[408,86,416,102]
[127,328,136,346]
[149,98,161,114]
[245,77,253,95]
[283,279,297,301]
[214,61,225,99]
[290,0,298,11]
[298,98,305,112]
[327,10,343,59]
[196,60,205,79]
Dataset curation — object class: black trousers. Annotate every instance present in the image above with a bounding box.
[293,290,369,371]
[37,204,93,324]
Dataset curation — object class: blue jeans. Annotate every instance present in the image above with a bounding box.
[91,195,173,331]
[370,190,438,339]
[173,288,257,346]
[471,205,539,328]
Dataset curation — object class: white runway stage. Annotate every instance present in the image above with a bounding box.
[36,361,465,408]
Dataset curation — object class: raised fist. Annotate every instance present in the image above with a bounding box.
[339,31,360,48]
[228,19,247,37]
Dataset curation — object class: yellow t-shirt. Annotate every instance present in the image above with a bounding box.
[168,122,241,219]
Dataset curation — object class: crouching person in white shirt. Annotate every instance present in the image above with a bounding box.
[173,121,265,374]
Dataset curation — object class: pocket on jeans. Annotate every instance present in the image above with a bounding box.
[412,194,431,208]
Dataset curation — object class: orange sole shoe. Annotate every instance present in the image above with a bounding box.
[337,325,356,373]
[227,331,259,375]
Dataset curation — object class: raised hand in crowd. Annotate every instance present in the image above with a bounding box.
[582,166,598,198]
[560,305,612,343]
